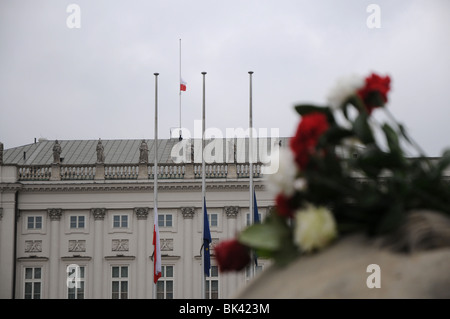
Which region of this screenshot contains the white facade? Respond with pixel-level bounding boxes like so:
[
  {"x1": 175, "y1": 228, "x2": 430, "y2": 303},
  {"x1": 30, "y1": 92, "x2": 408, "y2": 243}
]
[{"x1": 0, "y1": 138, "x2": 280, "y2": 299}]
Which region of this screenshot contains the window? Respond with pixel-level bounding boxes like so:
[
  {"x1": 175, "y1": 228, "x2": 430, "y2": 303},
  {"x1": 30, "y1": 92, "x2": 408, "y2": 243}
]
[
  {"x1": 158, "y1": 214, "x2": 173, "y2": 227},
  {"x1": 205, "y1": 265, "x2": 219, "y2": 299},
  {"x1": 24, "y1": 267, "x2": 42, "y2": 299},
  {"x1": 70, "y1": 216, "x2": 85, "y2": 229},
  {"x1": 111, "y1": 266, "x2": 128, "y2": 299},
  {"x1": 67, "y1": 265, "x2": 85, "y2": 299},
  {"x1": 113, "y1": 215, "x2": 128, "y2": 228},
  {"x1": 209, "y1": 213, "x2": 218, "y2": 227},
  {"x1": 27, "y1": 216, "x2": 42, "y2": 230},
  {"x1": 157, "y1": 265, "x2": 174, "y2": 299}
]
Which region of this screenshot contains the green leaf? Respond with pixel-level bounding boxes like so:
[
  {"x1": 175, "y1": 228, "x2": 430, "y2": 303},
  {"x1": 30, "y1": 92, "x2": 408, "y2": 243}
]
[
  {"x1": 365, "y1": 91, "x2": 385, "y2": 108},
  {"x1": 353, "y1": 113, "x2": 375, "y2": 144},
  {"x1": 238, "y1": 218, "x2": 287, "y2": 251},
  {"x1": 320, "y1": 125, "x2": 354, "y2": 146},
  {"x1": 382, "y1": 123, "x2": 403, "y2": 156},
  {"x1": 437, "y1": 149, "x2": 450, "y2": 174},
  {"x1": 294, "y1": 104, "x2": 328, "y2": 116},
  {"x1": 346, "y1": 95, "x2": 366, "y2": 113}
]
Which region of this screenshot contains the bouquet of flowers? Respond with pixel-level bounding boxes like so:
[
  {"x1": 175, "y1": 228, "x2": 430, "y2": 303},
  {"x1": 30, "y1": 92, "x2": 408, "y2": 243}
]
[{"x1": 215, "y1": 73, "x2": 450, "y2": 271}]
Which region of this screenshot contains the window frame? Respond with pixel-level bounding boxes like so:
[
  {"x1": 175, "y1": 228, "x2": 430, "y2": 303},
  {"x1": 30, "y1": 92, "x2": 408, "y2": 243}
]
[
  {"x1": 156, "y1": 265, "x2": 174, "y2": 299},
  {"x1": 205, "y1": 265, "x2": 219, "y2": 299},
  {"x1": 66, "y1": 264, "x2": 86, "y2": 299},
  {"x1": 23, "y1": 266, "x2": 43, "y2": 299},
  {"x1": 109, "y1": 212, "x2": 132, "y2": 234},
  {"x1": 23, "y1": 213, "x2": 46, "y2": 234},
  {"x1": 111, "y1": 265, "x2": 129, "y2": 299},
  {"x1": 158, "y1": 213, "x2": 173, "y2": 228}
]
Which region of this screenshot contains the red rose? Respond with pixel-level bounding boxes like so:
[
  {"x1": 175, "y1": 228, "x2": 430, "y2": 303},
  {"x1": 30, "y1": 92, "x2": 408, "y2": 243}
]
[
  {"x1": 275, "y1": 193, "x2": 296, "y2": 218},
  {"x1": 290, "y1": 112, "x2": 329, "y2": 170},
  {"x1": 357, "y1": 73, "x2": 391, "y2": 114},
  {"x1": 215, "y1": 239, "x2": 251, "y2": 272}
]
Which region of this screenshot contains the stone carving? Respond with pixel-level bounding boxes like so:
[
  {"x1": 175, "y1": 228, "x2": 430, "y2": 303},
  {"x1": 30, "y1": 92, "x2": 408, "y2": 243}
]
[
  {"x1": 225, "y1": 206, "x2": 239, "y2": 218},
  {"x1": 25, "y1": 240, "x2": 42, "y2": 253},
  {"x1": 181, "y1": 207, "x2": 195, "y2": 219},
  {"x1": 96, "y1": 139, "x2": 105, "y2": 164},
  {"x1": 236, "y1": 210, "x2": 450, "y2": 299},
  {"x1": 52, "y1": 140, "x2": 62, "y2": 164},
  {"x1": 112, "y1": 239, "x2": 129, "y2": 251},
  {"x1": 68, "y1": 240, "x2": 86, "y2": 252},
  {"x1": 139, "y1": 140, "x2": 149, "y2": 164},
  {"x1": 91, "y1": 208, "x2": 106, "y2": 220},
  {"x1": 48, "y1": 208, "x2": 62, "y2": 221},
  {"x1": 160, "y1": 238, "x2": 173, "y2": 251},
  {"x1": 134, "y1": 207, "x2": 149, "y2": 220}
]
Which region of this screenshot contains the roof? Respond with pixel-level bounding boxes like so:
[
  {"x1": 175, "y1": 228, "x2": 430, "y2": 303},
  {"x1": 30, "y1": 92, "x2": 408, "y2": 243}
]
[{"x1": 2, "y1": 138, "x2": 290, "y2": 165}]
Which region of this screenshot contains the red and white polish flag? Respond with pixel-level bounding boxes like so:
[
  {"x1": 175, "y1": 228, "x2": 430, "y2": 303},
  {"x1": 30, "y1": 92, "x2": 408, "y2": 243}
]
[{"x1": 180, "y1": 78, "x2": 187, "y2": 91}]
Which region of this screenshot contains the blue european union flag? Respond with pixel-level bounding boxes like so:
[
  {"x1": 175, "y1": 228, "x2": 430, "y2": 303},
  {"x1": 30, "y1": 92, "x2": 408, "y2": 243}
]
[
  {"x1": 253, "y1": 189, "x2": 260, "y2": 224},
  {"x1": 203, "y1": 197, "x2": 212, "y2": 276},
  {"x1": 253, "y1": 189, "x2": 260, "y2": 266}
]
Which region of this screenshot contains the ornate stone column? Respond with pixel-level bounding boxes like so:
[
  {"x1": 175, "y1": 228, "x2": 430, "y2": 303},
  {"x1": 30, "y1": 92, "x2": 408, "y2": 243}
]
[
  {"x1": 91, "y1": 208, "x2": 106, "y2": 298},
  {"x1": 48, "y1": 208, "x2": 62, "y2": 298},
  {"x1": 225, "y1": 206, "x2": 240, "y2": 297},
  {"x1": 181, "y1": 207, "x2": 195, "y2": 298},
  {"x1": 134, "y1": 207, "x2": 149, "y2": 298}
]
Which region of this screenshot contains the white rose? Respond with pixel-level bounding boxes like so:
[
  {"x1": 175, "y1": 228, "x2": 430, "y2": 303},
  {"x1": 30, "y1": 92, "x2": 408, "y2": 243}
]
[
  {"x1": 326, "y1": 74, "x2": 365, "y2": 109},
  {"x1": 294, "y1": 204, "x2": 337, "y2": 253},
  {"x1": 265, "y1": 147, "x2": 299, "y2": 197}
]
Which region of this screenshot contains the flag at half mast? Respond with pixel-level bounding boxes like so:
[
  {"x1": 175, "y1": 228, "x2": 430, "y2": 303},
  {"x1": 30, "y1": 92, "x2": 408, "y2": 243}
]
[
  {"x1": 180, "y1": 78, "x2": 187, "y2": 91},
  {"x1": 153, "y1": 206, "x2": 162, "y2": 283},
  {"x1": 203, "y1": 197, "x2": 212, "y2": 276}
]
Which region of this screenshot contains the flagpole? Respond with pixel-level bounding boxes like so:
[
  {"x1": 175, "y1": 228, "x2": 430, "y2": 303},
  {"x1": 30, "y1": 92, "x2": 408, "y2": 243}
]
[
  {"x1": 153, "y1": 72, "x2": 159, "y2": 299},
  {"x1": 248, "y1": 71, "x2": 255, "y2": 279},
  {"x1": 179, "y1": 38, "x2": 182, "y2": 141},
  {"x1": 201, "y1": 71, "x2": 207, "y2": 299}
]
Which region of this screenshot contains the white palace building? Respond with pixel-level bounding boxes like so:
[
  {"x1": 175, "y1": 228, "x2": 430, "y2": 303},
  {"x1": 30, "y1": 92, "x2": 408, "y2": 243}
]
[{"x1": 0, "y1": 137, "x2": 285, "y2": 299}]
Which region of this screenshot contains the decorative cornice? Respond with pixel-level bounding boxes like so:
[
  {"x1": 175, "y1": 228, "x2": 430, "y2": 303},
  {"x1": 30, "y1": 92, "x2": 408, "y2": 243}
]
[
  {"x1": 134, "y1": 207, "x2": 149, "y2": 220},
  {"x1": 17, "y1": 256, "x2": 49, "y2": 262},
  {"x1": 91, "y1": 208, "x2": 106, "y2": 220},
  {"x1": 181, "y1": 207, "x2": 195, "y2": 219},
  {"x1": 0, "y1": 183, "x2": 23, "y2": 192},
  {"x1": 104, "y1": 255, "x2": 136, "y2": 261},
  {"x1": 61, "y1": 256, "x2": 92, "y2": 261},
  {"x1": 48, "y1": 208, "x2": 62, "y2": 221},
  {"x1": 225, "y1": 206, "x2": 239, "y2": 218},
  {"x1": 15, "y1": 180, "x2": 266, "y2": 193}
]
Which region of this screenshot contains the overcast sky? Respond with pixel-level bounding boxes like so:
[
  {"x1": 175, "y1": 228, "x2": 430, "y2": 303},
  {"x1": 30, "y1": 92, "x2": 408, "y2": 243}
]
[{"x1": 1, "y1": 0, "x2": 449, "y2": 156}]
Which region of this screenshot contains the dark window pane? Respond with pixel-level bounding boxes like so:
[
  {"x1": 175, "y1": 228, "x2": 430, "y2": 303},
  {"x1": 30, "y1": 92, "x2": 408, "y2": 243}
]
[
  {"x1": 112, "y1": 267, "x2": 119, "y2": 278},
  {"x1": 34, "y1": 268, "x2": 41, "y2": 279},
  {"x1": 79, "y1": 216, "x2": 85, "y2": 228},
  {"x1": 166, "y1": 266, "x2": 173, "y2": 278},
  {"x1": 33, "y1": 282, "x2": 41, "y2": 299},
  {"x1": 121, "y1": 281, "x2": 128, "y2": 299},
  {"x1": 166, "y1": 215, "x2": 172, "y2": 227},
  {"x1": 25, "y1": 268, "x2": 33, "y2": 279},
  {"x1": 121, "y1": 215, "x2": 128, "y2": 228},
  {"x1": 24, "y1": 283, "x2": 32, "y2": 299},
  {"x1": 121, "y1": 266, "x2": 128, "y2": 278},
  {"x1": 112, "y1": 281, "x2": 119, "y2": 299},
  {"x1": 35, "y1": 216, "x2": 42, "y2": 229},
  {"x1": 113, "y1": 216, "x2": 120, "y2": 228}
]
